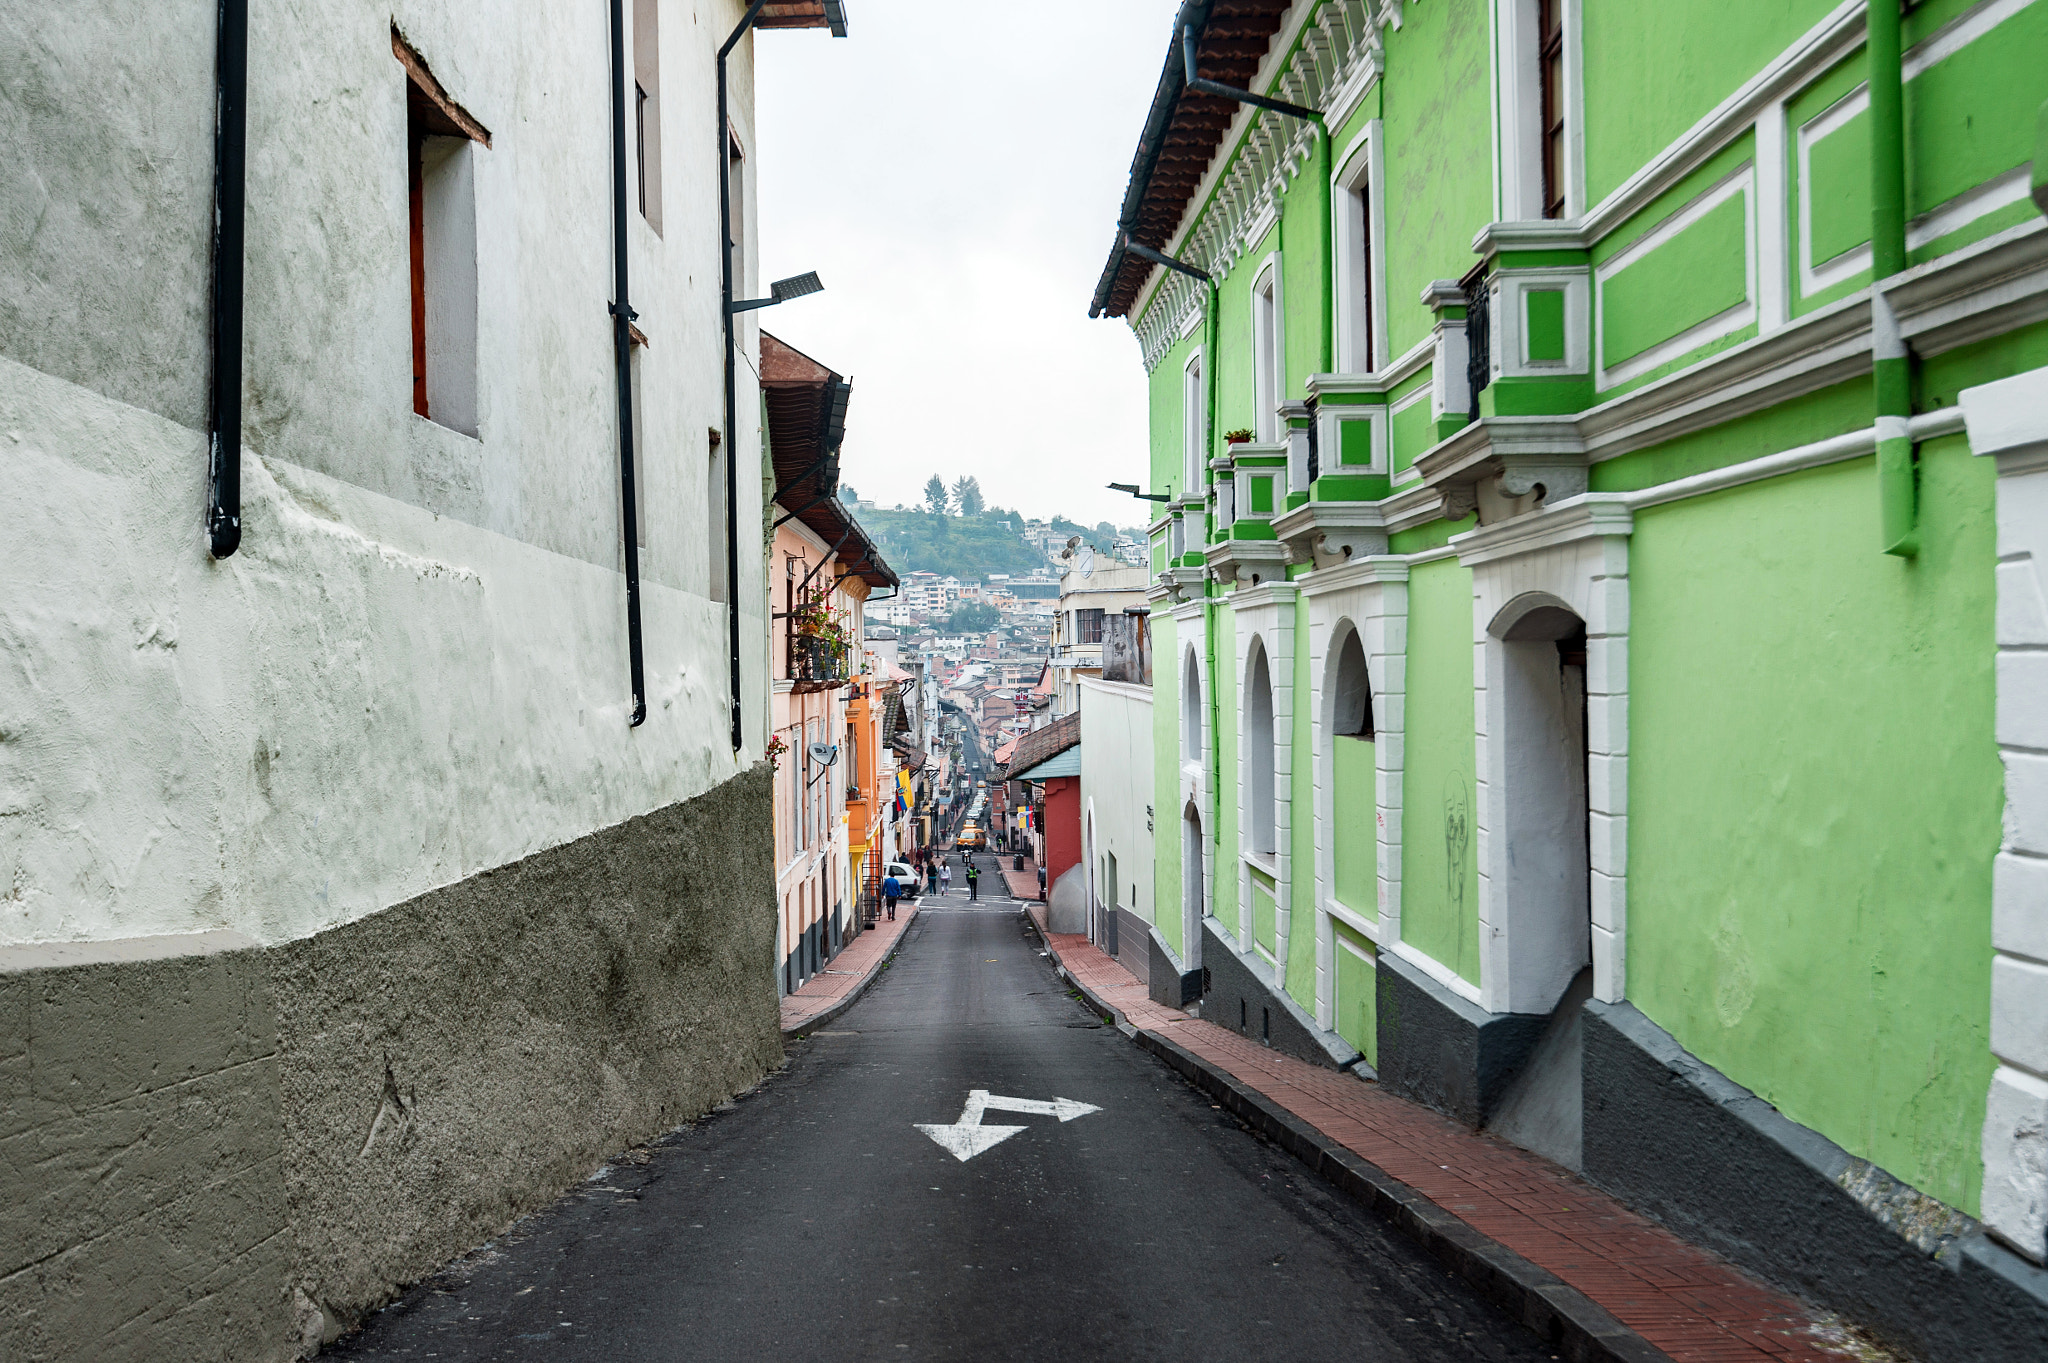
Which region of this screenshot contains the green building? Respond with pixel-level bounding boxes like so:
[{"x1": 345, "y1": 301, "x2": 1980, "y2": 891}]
[{"x1": 1092, "y1": 2, "x2": 2048, "y2": 1356}]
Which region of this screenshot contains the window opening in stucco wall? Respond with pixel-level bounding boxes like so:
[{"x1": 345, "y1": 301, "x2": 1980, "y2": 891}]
[
  {"x1": 397, "y1": 32, "x2": 488, "y2": 436},
  {"x1": 632, "y1": 0, "x2": 662, "y2": 232},
  {"x1": 1539, "y1": 0, "x2": 1566, "y2": 218}
]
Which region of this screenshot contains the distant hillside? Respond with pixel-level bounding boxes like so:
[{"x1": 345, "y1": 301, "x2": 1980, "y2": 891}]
[
  {"x1": 850, "y1": 507, "x2": 1143, "y2": 584},
  {"x1": 853, "y1": 509, "x2": 1045, "y2": 582}
]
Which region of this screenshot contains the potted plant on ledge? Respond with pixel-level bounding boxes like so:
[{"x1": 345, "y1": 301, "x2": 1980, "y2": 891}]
[{"x1": 791, "y1": 599, "x2": 851, "y2": 684}]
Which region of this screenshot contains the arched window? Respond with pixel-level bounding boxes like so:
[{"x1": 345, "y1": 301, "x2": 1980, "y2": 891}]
[
  {"x1": 1247, "y1": 645, "x2": 1276, "y2": 856},
  {"x1": 1331, "y1": 629, "x2": 1374, "y2": 738},
  {"x1": 1182, "y1": 650, "x2": 1204, "y2": 758}
]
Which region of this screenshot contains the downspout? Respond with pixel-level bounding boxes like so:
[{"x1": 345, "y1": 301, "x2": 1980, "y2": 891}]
[
  {"x1": 1869, "y1": 0, "x2": 1917, "y2": 557},
  {"x1": 1320, "y1": 126, "x2": 1334, "y2": 372},
  {"x1": 720, "y1": 0, "x2": 773, "y2": 751},
  {"x1": 608, "y1": 0, "x2": 648, "y2": 726},
  {"x1": 206, "y1": 0, "x2": 249, "y2": 559}
]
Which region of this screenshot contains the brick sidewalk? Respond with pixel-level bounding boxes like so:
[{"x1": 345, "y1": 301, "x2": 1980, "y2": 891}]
[
  {"x1": 1028, "y1": 906, "x2": 1864, "y2": 1363},
  {"x1": 999, "y1": 856, "x2": 1040, "y2": 900},
  {"x1": 778, "y1": 905, "x2": 917, "y2": 1036}
]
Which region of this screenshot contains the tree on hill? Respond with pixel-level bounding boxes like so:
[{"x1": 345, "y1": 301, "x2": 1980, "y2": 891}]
[
  {"x1": 947, "y1": 602, "x2": 999, "y2": 634},
  {"x1": 952, "y1": 476, "x2": 985, "y2": 517},
  {"x1": 923, "y1": 474, "x2": 948, "y2": 514}
]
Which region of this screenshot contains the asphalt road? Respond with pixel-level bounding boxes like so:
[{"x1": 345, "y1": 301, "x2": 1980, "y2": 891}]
[{"x1": 329, "y1": 885, "x2": 1555, "y2": 1361}]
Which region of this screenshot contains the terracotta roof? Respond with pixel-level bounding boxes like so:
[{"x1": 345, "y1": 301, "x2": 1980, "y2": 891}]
[
  {"x1": 1090, "y1": 0, "x2": 1292, "y2": 320},
  {"x1": 762, "y1": 332, "x2": 896, "y2": 589},
  {"x1": 1007, "y1": 711, "x2": 1080, "y2": 781}
]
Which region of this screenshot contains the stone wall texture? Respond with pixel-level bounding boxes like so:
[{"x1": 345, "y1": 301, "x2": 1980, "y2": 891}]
[{"x1": 0, "y1": 768, "x2": 779, "y2": 1362}]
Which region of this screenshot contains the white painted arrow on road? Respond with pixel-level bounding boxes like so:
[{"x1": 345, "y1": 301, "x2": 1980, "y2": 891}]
[{"x1": 915, "y1": 1090, "x2": 1102, "y2": 1162}]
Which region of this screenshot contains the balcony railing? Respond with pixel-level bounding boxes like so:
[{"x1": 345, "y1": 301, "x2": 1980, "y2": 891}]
[{"x1": 789, "y1": 633, "x2": 849, "y2": 690}]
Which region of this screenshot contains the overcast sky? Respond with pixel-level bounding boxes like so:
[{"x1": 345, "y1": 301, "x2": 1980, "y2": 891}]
[{"x1": 754, "y1": 0, "x2": 1182, "y2": 529}]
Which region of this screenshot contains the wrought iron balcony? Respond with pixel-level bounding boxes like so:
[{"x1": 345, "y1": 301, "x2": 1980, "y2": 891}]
[{"x1": 789, "y1": 633, "x2": 849, "y2": 691}]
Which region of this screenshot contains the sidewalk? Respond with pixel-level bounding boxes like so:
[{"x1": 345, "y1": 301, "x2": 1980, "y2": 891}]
[
  {"x1": 1028, "y1": 906, "x2": 1867, "y2": 1363},
  {"x1": 778, "y1": 905, "x2": 917, "y2": 1038},
  {"x1": 998, "y1": 855, "x2": 1040, "y2": 900}
]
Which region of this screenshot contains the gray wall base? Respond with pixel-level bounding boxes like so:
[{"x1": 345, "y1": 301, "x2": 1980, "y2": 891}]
[
  {"x1": 1196, "y1": 921, "x2": 1360, "y2": 1070},
  {"x1": 0, "y1": 766, "x2": 781, "y2": 1363},
  {"x1": 1583, "y1": 999, "x2": 2048, "y2": 1363},
  {"x1": 1375, "y1": 951, "x2": 1545, "y2": 1127},
  {"x1": 1147, "y1": 928, "x2": 1202, "y2": 1009},
  {"x1": 1113, "y1": 908, "x2": 1152, "y2": 987}
]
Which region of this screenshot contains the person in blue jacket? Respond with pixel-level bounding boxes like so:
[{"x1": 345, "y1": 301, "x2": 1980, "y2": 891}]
[{"x1": 882, "y1": 871, "x2": 901, "y2": 922}]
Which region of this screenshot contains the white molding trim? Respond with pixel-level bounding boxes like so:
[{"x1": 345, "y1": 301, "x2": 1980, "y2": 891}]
[
  {"x1": 1492, "y1": 267, "x2": 1592, "y2": 377},
  {"x1": 1755, "y1": 99, "x2": 1790, "y2": 332},
  {"x1": 1467, "y1": 519, "x2": 1632, "y2": 1012},
  {"x1": 1130, "y1": 0, "x2": 1392, "y2": 372},
  {"x1": 1594, "y1": 161, "x2": 1757, "y2": 389},
  {"x1": 1493, "y1": 0, "x2": 1585, "y2": 220},
  {"x1": 1389, "y1": 938, "x2": 1484, "y2": 1006},
  {"x1": 1253, "y1": 251, "x2": 1287, "y2": 442},
  {"x1": 1962, "y1": 361, "x2": 2048, "y2": 1264},
  {"x1": 1331, "y1": 119, "x2": 1390, "y2": 374},
  {"x1": 1316, "y1": 403, "x2": 1389, "y2": 478}
]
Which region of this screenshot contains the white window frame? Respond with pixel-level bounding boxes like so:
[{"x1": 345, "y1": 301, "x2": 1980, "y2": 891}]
[
  {"x1": 1251, "y1": 254, "x2": 1284, "y2": 442},
  {"x1": 1182, "y1": 349, "x2": 1206, "y2": 499},
  {"x1": 1493, "y1": 0, "x2": 1584, "y2": 222},
  {"x1": 1331, "y1": 123, "x2": 1388, "y2": 375}
]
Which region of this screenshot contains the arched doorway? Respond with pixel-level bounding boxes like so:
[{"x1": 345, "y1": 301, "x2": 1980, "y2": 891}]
[
  {"x1": 1483, "y1": 594, "x2": 1594, "y2": 1172},
  {"x1": 1492, "y1": 598, "x2": 1591, "y2": 1012},
  {"x1": 1246, "y1": 644, "x2": 1276, "y2": 858}
]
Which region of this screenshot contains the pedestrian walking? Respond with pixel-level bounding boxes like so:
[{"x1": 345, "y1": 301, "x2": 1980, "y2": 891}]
[
  {"x1": 927, "y1": 861, "x2": 940, "y2": 893},
  {"x1": 882, "y1": 871, "x2": 901, "y2": 922},
  {"x1": 1037, "y1": 863, "x2": 1047, "y2": 902},
  {"x1": 966, "y1": 860, "x2": 980, "y2": 901},
  {"x1": 940, "y1": 862, "x2": 952, "y2": 893}
]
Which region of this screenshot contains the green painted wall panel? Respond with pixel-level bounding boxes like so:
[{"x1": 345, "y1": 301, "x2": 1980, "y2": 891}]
[
  {"x1": 1601, "y1": 193, "x2": 1749, "y2": 368},
  {"x1": 1591, "y1": 378, "x2": 1870, "y2": 493},
  {"x1": 1391, "y1": 396, "x2": 1433, "y2": 475},
  {"x1": 1333, "y1": 735, "x2": 1375, "y2": 915},
  {"x1": 1806, "y1": 100, "x2": 1871, "y2": 269},
  {"x1": 1909, "y1": 2, "x2": 2048, "y2": 215},
  {"x1": 1398, "y1": 558, "x2": 1480, "y2": 985},
  {"x1": 1627, "y1": 442, "x2": 1999, "y2": 1214},
  {"x1": 1581, "y1": 0, "x2": 1836, "y2": 206},
  {"x1": 1254, "y1": 883, "x2": 1277, "y2": 957},
  {"x1": 1387, "y1": 513, "x2": 1475, "y2": 556},
  {"x1": 1526, "y1": 288, "x2": 1568, "y2": 363},
  {"x1": 1338, "y1": 414, "x2": 1378, "y2": 467},
  {"x1": 1381, "y1": 1, "x2": 1494, "y2": 358},
  {"x1": 1334, "y1": 933, "x2": 1378, "y2": 1066},
  {"x1": 1279, "y1": 158, "x2": 1332, "y2": 387}
]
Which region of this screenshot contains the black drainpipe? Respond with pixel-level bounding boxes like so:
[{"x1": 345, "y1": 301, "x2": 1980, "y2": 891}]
[
  {"x1": 719, "y1": 0, "x2": 772, "y2": 753},
  {"x1": 609, "y1": 0, "x2": 647, "y2": 726},
  {"x1": 207, "y1": 0, "x2": 249, "y2": 559}
]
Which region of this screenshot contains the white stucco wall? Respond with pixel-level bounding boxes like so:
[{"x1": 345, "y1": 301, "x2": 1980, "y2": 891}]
[
  {"x1": 1079, "y1": 677, "x2": 1154, "y2": 925},
  {"x1": 0, "y1": 0, "x2": 774, "y2": 948},
  {"x1": 1, "y1": 356, "x2": 765, "y2": 947}
]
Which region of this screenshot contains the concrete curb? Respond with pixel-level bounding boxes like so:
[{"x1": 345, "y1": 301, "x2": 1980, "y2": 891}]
[
  {"x1": 781, "y1": 910, "x2": 917, "y2": 1041},
  {"x1": 1024, "y1": 912, "x2": 1673, "y2": 1363}
]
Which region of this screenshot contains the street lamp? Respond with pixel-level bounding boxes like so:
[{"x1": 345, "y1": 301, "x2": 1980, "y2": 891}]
[{"x1": 729, "y1": 270, "x2": 826, "y2": 315}]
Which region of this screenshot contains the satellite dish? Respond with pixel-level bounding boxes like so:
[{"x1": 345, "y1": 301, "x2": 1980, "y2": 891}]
[
  {"x1": 1078, "y1": 545, "x2": 1095, "y2": 578},
  {"x1": 808, "y1": 742, "x2": 839, "y2": 767}
]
